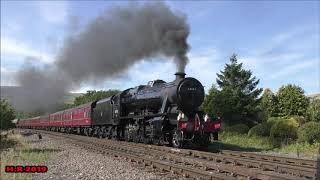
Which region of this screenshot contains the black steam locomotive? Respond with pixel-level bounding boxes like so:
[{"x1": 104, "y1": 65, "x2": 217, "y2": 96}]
[
  {"x1": 17, "y1": 72, "x2": 221, "y2": 148},
  {"x1": 91, "y1": 72, "x2": 220, "y2": 147}
]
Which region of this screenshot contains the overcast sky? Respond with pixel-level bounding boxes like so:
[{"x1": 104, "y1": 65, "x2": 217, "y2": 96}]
[{"x1": 1, "y1": 1, "x2": 319, "y2": 94}]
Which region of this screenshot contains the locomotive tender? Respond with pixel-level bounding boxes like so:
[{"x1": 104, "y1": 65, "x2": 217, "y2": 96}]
[{"x1": 17, "y1": 73, "x2": 221, "y2": 148}]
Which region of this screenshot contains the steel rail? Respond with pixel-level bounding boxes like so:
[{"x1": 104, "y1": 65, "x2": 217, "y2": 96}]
[
  {"x1": 96, "y1": 138, "x2": 316, "y2": 179},
  {"x1": 109, "y1": 139, "x2": 316, "y2": 179},
  {"x1": 32, "y1": 130, "x2": 315, "y2": 179},
  {"x1": 38, "y1": 130, "x2": 234, "y2": 180},
  {"x1": 104, "y1": 142, "x2": 305, "y2": 180},
  {"x1": 221, "y1": 150, "x2": 316, "y2": 168}
]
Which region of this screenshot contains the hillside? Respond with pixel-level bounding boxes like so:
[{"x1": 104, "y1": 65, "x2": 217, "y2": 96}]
[
  {"x1": 0, "y1": 86, "x2": 83, "y2": 105},
  {"x1": 307, "y1": 93, "x2": 320, "y2": 100}
]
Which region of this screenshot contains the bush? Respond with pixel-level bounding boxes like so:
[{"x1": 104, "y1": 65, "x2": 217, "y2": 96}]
[
  {"x1": 287, "y1": 116, "x2": 306, "y2": 126},
  {"x1": 298, "y1": 122, "x2": 320, "y2": 144},
  {"x1": 224, "y1": 124, "x2": 250, "y2": 134},
  {"x1": 267, "y1": 117, "x2": 283, "y2": 125},
  {"x1": 248, "y1": 123, "x2": 271, "y2": 137},
  {"x1": 270, "y1": 118, "x2": 299, "y2": 147}
]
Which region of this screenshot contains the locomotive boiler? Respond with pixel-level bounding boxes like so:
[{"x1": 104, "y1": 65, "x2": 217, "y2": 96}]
[{"x1": 122, "y1": 72, "x2": 204, "y2": 116}]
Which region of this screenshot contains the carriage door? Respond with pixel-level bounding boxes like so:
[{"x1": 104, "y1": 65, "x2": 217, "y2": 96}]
[{"x1": 112, "y1": 95, "x2": 120, "y2": 125}]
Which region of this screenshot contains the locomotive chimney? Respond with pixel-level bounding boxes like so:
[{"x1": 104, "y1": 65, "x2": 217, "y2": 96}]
[{"x1": 175, "y1": 72, "x2": 186, "y2": 80}]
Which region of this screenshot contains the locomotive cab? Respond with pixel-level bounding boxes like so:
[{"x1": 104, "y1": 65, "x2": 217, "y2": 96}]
[{"x1": 147, "y1": 80, "x2": 166, "y2": 87}]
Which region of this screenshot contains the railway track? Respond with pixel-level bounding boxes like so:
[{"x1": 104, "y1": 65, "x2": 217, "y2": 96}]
[
  {"x1": 220, "y1": 150, "x2": 316, "y2": 167},
  {"x1": 30, "y1": 130, "x2": 318, "y2": 180},
  {"x1": 108, "y1": 138, "x2": 317, "y2": 179}
]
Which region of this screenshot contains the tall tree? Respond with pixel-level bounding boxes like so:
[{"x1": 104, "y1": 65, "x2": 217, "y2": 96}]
[
  {"x1": 202, "y1": 85, "x2": 220, "y2": 118},
  {"x1": 260, "y1": 88, "x2": 278, "y2": 118},
  {"x1": 204, "y1": 54, "x2": 262, "y2": 125},
  {"x1": 277, "y1": 84, "x2": 309, "y2": 117},
  {"x1": 73, "y1": 89, "x2": 120, "y2": 106},
  {"x1": 0, "y1": 99, "x2": 16, "y2": 130},
  {"x1": 307, "y1": 99, "x2": 320, "y2": 122}
]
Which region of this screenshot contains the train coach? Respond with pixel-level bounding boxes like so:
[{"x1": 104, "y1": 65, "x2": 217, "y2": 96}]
[{"x1": 16, "y1": 72, "x2": 221, "y2": 148}]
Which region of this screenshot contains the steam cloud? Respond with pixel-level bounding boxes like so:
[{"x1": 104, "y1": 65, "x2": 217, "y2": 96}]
[{"x1": 14, "y1": 2, "x2": 190, "y2": 112}]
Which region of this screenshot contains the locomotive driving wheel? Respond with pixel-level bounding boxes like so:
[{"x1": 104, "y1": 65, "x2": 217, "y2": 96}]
[
  {"x1": 171, "y1": 129, "x2": 184, "y2": 148},
  {"x1": 97, "y1": 128, "x2": 104, "y2": 139},
  {"x1": 124, "y1": 125, "x2": 132, "y2": 142},
  {"x1": 111, "y1": 128, "x2": 117, "y2": 140}
]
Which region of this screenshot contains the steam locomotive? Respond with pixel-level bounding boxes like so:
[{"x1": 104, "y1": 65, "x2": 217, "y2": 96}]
[{"x1": 16, "y1": 72, "x2": 221, "y2": 148}]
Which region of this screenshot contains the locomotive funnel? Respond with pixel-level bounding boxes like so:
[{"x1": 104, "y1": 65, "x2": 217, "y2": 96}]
[{"x1": 175, "y1": 72, "x2": 186, "y2": 80}]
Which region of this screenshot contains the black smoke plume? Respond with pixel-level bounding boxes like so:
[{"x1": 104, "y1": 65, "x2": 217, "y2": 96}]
[{"x1": 14, "y1": 2, "x2": 190, "y2": 112}]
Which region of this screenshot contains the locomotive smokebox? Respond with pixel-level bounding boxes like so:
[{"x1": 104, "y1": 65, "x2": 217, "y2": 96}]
[{"x1": 175, "y1": 72, "x2": 186, "y2": 80}]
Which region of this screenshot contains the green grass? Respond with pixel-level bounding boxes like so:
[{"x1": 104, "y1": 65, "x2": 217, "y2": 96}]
[
  {"x1": 0, "y1": 135, "x2": 18, "y2": 150},
  {"x1": 209, "y1": 132, "x2": 273, "y2": 152},
  {"x1": 273, "y1": 142, "x2": 320, "y2": 158},
  {"x1": 18, "y1": 148, "x2": 54, "y2": 162},
  {"x1": 221, "y1": 132, "x2": 273, "y2": 150},
  {"x1": 1, "y1": 132, "x2": 56, "y2": 180},
  {"x1": 209, "y1": 131, "x2": 320, "y2": 158}
]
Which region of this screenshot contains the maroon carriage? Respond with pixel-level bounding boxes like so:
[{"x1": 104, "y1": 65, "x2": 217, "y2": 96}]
[
  {"x1": 49, "y1": 111, "x2": 63, "y2": 127},
  {"x1": 39, "y1": 115, "x2": 49, "y2": 127},
  {"x1": 69, "y1": 103, "x2": 92, "y2": 127}
]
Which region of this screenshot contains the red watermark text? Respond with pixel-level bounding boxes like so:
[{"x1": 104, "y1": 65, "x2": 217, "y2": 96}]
[{"x1": 5, "y1": 165, "x2": 47, "y2": 173}]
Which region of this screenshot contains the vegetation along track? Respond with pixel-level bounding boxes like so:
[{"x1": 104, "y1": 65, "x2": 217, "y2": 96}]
[{"x1": 32, "y1": 130, "x2": 317, "y2": 180}]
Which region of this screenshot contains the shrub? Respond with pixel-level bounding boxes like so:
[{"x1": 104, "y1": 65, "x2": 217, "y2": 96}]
[
  {"x1": 287, "y1": 116, "x2": 306, "y2": 126},
  {"x1": 224, "y1": 124, "x2": 250, "y2": 134},
  {"x1": 248, "y1": 123, "x2": 271, "y2": 137},
  {"x1": 298, "y1": 122, "x2": 320, "y2": 144},
  {"x1": 267, "y1": 117, "x2": 283, "y2": 125},
  {"x1": 270, "y1": 118, "x2": 299, "y2": 147}
]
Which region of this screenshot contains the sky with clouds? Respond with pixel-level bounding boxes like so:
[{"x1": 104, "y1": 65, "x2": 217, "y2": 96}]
[{"x1": 1, "y1": 1, "x2": 319, "y2": 95}]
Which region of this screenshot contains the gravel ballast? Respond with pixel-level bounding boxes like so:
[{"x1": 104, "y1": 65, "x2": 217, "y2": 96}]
[{"x1": 18, "y1": 130, "x2": 181, "y2": 180}]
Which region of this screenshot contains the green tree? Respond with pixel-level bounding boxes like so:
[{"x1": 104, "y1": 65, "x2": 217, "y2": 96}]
[
  {"x1": 0, "y1": 99, "x2": 16, "y2": 130},
  {"x1": 204, "y1": 54, "x2": 262, "y2": 125},
  {"x1": 74, "y1": 89, "x2": 120, "y2": 106},
  {"x1": 277, "y1": 84, "x2": 309, "y2": 117},
  {"x1": 260, "y1": 88, "x2": 278, "y2": 119},
  {"x1": 202, "y1": 85, "x2": 219, "y2": 117},
  {"x1": 55, "y1": 103, "x2": 76, "y2": 111},
  {"x1": 15, "y1": 111, "x2": 40, "y2": 119},
  {"x1": 306, "y1": 99, "x2": 320, "y2": 122}
]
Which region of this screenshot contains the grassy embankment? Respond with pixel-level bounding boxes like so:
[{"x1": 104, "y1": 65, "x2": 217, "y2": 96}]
[
  {"x1": 209, "y1": 132, "x2": 320, "y2": 158},
  {"x1": 0, "y1": 130, "x2": 56, "y2": 180}
]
